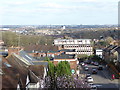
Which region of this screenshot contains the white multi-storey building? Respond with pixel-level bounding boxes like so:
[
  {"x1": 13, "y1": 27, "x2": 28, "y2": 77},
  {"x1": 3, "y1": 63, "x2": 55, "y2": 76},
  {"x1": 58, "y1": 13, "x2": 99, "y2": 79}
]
[
  {"x1": 54, "y1": 39, "x2": 93, "y2": 56},
  {"x1": 96, "y1": 49, "x2": 103, "y2": 58}
]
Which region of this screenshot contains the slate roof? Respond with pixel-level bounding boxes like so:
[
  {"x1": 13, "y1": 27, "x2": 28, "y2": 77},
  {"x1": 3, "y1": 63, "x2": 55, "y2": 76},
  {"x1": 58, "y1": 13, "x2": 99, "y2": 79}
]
[
  {"x1": 103, "y1": 45, "x2": 118, "y2": 52},
  {"x1": 19, "y1": 50, "x2": 48, "y2": 66},
  {"x1": 54, "y1": 54, "x2": 76, "y2": 59},
  {"x1": 2, "y1": 56, "x2": 28, "y2": 89},
  {"x1": 33, "y1": 57, "x2": 46, "y2": 61},
  {"x1": 59, "y1": 49, "x2": 76, "y2": 52},
  {"x1": 29, "y1": 65, "x2": 45, "y2": 80},
  {"x1": 7, "y1": 53, "x2": 33, "y2": 66},
  {"x1": 116, "y1": 47, "x2": 120, "y2": 53},
  {"x1": 2, "y1": 54, "x2": 47, "y2": 89},
  {"x1": 19, "y1": 50, "x2": 37, "y2": 62},
  {"x1": 24, "y1": 45, "x2": 59, "y2": 53},
  {"x1": 32, "y1": 61, "x2": 48, "y2": 67}
]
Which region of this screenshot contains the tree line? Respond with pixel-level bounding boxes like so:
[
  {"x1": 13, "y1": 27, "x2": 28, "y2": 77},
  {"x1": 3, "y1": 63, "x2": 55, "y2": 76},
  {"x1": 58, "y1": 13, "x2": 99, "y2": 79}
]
[{"x1": 2, "y1": 31, "x2": 54, "y2": 47}]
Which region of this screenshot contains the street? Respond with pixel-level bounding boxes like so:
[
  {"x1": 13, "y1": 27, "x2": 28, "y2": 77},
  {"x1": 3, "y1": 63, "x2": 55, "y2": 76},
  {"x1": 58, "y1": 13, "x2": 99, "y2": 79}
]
[{"x1": 80, "y1": 64, "x2": 120, "y2": 90}]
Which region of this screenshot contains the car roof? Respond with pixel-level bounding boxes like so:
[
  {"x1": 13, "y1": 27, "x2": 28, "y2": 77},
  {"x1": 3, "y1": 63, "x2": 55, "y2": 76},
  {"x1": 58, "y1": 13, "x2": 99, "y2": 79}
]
[{"x1": 87, "y1": 77, "x2": 92, "y2": 78}]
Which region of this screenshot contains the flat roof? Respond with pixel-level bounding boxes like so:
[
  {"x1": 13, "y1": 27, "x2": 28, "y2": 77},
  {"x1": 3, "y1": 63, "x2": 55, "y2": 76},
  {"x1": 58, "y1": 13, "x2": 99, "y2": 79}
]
[{"x1": 54, "y1": 54, "x2": 75, "y2": 59}]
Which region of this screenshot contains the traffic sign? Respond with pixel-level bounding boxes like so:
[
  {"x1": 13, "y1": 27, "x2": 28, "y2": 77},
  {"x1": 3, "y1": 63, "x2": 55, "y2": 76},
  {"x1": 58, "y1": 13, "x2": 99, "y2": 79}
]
[{"x1": 71, "y1": 69, "x2": 75, "y2": 74}]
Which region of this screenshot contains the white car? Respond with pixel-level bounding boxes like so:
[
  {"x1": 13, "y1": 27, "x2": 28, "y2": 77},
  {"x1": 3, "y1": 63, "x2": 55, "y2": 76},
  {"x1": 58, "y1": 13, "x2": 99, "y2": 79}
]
[
  {"x1": 85, "y1": 67, "x2": 89, "y2": 71},
  {"x1": 81, "y1": 62, "x2": 85, "y2": 66},
  {"x1": 88, "y1": 83, "x2": 94, "y2": 86},
  {"x1": 87, "y1": 77, "x2": 93, "y2": 83}
]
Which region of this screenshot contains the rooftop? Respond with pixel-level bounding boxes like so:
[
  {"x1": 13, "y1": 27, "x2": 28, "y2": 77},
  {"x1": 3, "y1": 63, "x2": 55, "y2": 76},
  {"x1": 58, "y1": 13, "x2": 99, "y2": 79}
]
[
  {"x1": 54, "y1": 54, "x2": 76, "y2": 59},
  {"x1": 24, "y1": 45, "x2": 59, "y2": 53},
  {"x1": 59, "y1": 49, "x2": 76, "y2": 52}
]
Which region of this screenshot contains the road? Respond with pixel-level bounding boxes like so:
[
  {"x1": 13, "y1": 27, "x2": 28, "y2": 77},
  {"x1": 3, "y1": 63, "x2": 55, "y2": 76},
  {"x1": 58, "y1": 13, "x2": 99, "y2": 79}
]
[{"x1": 80, "y1": 64, "x2": 120, "y2": 90}]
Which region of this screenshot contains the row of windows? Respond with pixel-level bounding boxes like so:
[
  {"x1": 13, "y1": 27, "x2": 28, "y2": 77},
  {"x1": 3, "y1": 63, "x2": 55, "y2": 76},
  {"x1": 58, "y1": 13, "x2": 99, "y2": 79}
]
[
  {"x1": 64, "y1": 45, "x2": 92, "y2": 48},
  {"x1": 57, "y1": 40, "x2": 89, "y2": 43},
  {"x1": 76, "y1": 51, "x2": 92, "y2": 52}
]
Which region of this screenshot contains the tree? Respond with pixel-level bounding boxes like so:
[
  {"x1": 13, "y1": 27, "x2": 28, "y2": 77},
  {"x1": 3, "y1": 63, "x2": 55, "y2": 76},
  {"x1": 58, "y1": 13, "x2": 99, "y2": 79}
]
[
  {"x1": 48, "y1": 62, "x2": 55, "y2": 77},
  {"x1": 45, "y1": 57, "x2": 50, "y2": 61},
  {"x1": 56, "y1": 61, "x2": 71, "y2": 76},
  {"x1": 106, "y1": 36, "x2": 114, "y2": 44},
  {"x1": 88, "y1": 55, "x2": 102, "y2": 62},
  {"x1": 77, "y1": 54, "x2": 88, "y2": 62},
  {"x1": 2, "y1": 31, "x2": 19, "y2": 47},
  {"x1": 2, "y1": 31, "x2": 54, "y2": 47}
]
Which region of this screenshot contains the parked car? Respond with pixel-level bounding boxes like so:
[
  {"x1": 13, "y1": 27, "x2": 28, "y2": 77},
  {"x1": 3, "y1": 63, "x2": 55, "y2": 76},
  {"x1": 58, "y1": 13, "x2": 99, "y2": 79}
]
[
  {"x1": 92, "y1": 69, "x2": 97, "y2": 74},
  {"x1": 85, "y1": 60, "x2": 91, "y2": 64},
  {"x1": 87, "y1": 60, "x2": 91, "y2": 64},
  {"x1": 98, "y1": 65, "x2": 103, "y2": 70},
  {"x1": 87, "y1": 77, "x2": 93, "y2": 83},
  {"x1": 91, "y1": 85, "x2": 97, "y2": 90},
  {"x1": 81, "y1": 62, "x2": 85, "y2": 66},
  {"x1": 91, "y1": 61, "x2": 95, "y2": 65},
  {"x1": 84, "y1": 63, "x2": 88, "y2": 67},
  {"x1": 88, "y1": 83, "x2": 94, "y2": 86},
  {"x1": 94, "y1": 62, "x2": 99, "y2": 66},
  {"x1": 84, "y1": 67, "x2": 89, "y2": 71},
  {"x1": 85, "y1": 74, "x2": 91, "y2": 79}
]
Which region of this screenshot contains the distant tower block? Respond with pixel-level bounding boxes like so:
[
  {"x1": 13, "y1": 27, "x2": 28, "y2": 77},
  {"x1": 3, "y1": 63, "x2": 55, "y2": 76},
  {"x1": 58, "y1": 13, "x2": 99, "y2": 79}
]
[{"x1": 61, "y1": 26, "x2": 65, "y2": 30}]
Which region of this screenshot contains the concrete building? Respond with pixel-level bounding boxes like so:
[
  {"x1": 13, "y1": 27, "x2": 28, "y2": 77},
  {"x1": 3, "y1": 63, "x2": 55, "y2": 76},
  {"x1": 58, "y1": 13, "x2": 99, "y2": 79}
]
[
  {"x1": 54, "y1": 39, "x2": 93, "y2": 56},
  {"x1": 95, "y1": 49, "x2": 103, "y2": 58}
]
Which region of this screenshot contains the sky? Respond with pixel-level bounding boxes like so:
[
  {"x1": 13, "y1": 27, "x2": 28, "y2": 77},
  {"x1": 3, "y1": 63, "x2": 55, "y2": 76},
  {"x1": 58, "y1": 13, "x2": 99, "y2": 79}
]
[{"x1": 0, "y1": 0, "x2": 119, "y2": 25}]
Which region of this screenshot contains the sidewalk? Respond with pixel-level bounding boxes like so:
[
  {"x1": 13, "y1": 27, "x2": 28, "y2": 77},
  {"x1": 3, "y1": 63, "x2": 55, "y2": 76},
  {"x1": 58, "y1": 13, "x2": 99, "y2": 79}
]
[{"x1": 104, "y1": 66, "x2": 120, "y2": 84}]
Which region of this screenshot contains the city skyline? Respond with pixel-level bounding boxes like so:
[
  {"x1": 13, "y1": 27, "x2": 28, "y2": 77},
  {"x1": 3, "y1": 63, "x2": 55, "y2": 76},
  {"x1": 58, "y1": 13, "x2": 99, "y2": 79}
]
[{"x1": 0, "y1": 0, "x2": 119, "y2": 25}]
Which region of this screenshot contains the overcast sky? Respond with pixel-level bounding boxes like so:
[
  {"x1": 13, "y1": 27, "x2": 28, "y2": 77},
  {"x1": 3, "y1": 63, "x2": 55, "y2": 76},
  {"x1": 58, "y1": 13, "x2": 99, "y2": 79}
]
[{"x1": 0, "y1": 0, "x2": 119, "y2": 25}]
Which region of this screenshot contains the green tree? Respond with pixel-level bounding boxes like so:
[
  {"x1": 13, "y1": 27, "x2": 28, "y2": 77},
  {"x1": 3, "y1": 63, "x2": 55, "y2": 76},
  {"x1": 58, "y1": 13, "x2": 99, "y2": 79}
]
[
  {"x1": 77, "y1": 54, "x2": 88, "y2": 59},
  {"x1": 89, "y1": 55, "x2": 102, "y2": 62},
  {"x1": 56, "y1": 61, "x2": 71, "y2": 76},
  {"x1": 2, "y1": 31, "x2": 54, "y2": 47},
  {"x1": 45, "y1": 57, "x2": 50, "y2": 61},
  {"x1": 106, "y1": 36, "x2": 114, "y2": 44},
  {"x1": 2, "y1": 31, "x2": 19, "y2": 47},
  {"x1": 48, "y1": 61, "x2": 55, "y2": 77}
]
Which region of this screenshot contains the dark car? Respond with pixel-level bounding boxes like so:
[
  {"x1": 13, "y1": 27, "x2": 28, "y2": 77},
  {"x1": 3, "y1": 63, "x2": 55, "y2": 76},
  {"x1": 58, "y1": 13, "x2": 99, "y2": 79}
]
[
  {"x1": 94, "y1": 62, "x2": 99, "y2": 66},
  {"x1": 91, "y1": 61, "x2": 95, "y2": 65},
  {"x1": 86, "y1": 60, "x2": 91, "y2": 64},
  {"x1": 92, "y1": 69, "x2": 97, "y2": 74},
  {"x1": 98, "y1": 65, "x2": 103, "y2": 70}
]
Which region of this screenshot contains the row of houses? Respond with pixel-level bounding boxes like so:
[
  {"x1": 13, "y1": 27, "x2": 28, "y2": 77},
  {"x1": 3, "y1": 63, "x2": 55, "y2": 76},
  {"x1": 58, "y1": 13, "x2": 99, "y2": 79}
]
[
  {"x1": 1, "y1": 50, "x2": 48, "y2": 89},
  {"x1": 103, "y1": 45, "x2": 120, "y2": 65},
  {"x1": 8, "y1": 46, "x2": 78, "y2": 70},
  {"x1": 1, "y1": 38, "x2": 120, "y2": 89},
  {"x1": 6, "y1": 39, "x2": 104, "y2": 72}
]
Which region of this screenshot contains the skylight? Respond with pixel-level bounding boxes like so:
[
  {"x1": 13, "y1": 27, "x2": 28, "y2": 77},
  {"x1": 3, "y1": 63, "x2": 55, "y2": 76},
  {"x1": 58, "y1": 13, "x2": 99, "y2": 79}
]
[{"x1": 4, "y1": 62, "x2": 12, "y2": 67}]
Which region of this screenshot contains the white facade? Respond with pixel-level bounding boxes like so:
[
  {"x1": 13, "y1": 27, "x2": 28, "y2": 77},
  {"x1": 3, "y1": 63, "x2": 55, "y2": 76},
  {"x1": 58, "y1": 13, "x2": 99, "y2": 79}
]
[
  {"x1": 54, "y1": 39, "x2": 91, "y2": 45},
  {"x1": 27, "y1": 82, "x2": 40, "y2": 89},
  {"x1": 96, "y1": 49, "x2": 103, "y2": 58},
  {"x1": 54, "y1": 39, "x2": 93, "y2": 56}
]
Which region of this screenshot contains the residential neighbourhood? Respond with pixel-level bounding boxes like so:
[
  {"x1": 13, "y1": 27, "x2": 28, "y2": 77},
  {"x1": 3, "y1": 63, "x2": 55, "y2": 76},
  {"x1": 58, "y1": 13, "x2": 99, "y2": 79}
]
[
  {"x1": 0, "y1": 0, "x2": 120, "y2": 89},
  {"x1": 0, "y1": 35, "x2": 120, "y2": 89}
]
